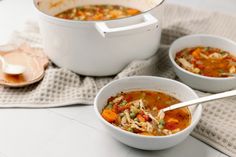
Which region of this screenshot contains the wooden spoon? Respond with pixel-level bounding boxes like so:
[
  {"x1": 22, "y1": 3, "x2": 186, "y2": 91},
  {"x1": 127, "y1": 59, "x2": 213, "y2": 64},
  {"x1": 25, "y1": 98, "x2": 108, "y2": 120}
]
[
  {"x1": 0, "y1": 55, "x2": 26, "y2": 75},
  {"x1": 0, "y1": 44, "x2": 49, "y2": 87}
]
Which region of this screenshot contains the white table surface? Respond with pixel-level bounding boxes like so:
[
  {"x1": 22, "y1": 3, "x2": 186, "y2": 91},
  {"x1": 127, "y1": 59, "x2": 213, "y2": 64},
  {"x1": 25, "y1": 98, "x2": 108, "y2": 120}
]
[{"x1": 0, "y1": 0, "x2": 235, "y2": 157}]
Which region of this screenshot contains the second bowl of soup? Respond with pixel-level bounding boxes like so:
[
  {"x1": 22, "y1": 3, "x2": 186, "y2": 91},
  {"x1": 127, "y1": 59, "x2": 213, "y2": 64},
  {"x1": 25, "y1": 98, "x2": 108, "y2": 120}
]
[
  {"x1": 169, "y1": 34, "x2": 236, "y2": 93},
  {"x1": 94, "y1": 76, "x2": 202, "y2": 150}
]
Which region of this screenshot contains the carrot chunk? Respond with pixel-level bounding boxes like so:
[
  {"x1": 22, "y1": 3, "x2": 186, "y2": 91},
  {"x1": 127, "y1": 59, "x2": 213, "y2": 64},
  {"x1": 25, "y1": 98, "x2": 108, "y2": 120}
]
[
  {"x1": 126, "y1": 9, "x2": 139, "y2": 15},
  {"x1": 102, "y1": 109, "x2": 118, "y2": 123},
  {"x1": 137, "y1": 114, "x2": 145, "y2": 122},
  {"x1": 192, "y1": 48, "x2": 201, "y2": 59}
]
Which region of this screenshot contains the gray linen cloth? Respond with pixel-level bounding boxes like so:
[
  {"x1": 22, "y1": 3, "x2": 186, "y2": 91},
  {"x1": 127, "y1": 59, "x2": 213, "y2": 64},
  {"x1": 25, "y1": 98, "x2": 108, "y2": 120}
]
[{"x1": 0, "y1": 4, "x2": 236, "y2": 157}]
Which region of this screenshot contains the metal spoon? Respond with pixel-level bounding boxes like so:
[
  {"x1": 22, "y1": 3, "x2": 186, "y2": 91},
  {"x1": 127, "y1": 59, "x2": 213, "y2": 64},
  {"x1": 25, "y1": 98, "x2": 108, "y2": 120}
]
[
  {"x1": 158, "y1": 90, "x2": 236, "y2": 119},
  {"x1": 0, "y1": 56, "x2": 25, "y2": 75}
]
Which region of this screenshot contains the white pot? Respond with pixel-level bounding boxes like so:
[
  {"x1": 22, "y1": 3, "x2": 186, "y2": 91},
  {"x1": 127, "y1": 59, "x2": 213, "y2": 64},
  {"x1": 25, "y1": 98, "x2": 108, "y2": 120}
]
[{"x1": 34, "y1": 0, "x2": 164, "y2": 76}]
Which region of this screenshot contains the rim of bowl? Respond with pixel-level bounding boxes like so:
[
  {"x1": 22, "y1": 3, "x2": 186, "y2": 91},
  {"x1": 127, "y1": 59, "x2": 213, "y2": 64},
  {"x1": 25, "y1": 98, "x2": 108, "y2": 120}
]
[
  {"x1": 94, "y1": 76, "x2": 202, "y2": 139},
  {"x1": 169, "y1": 34, "x2": 236, "y2": 81},
  {"x1": 33, "y1": 0, "x2": 165, "y2": 24}
]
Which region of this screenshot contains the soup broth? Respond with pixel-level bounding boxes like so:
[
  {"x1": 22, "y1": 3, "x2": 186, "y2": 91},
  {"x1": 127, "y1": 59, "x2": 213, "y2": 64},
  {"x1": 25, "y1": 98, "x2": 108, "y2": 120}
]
[
  {"x1": 175, "y1": 46, "x2": 236, "y2": 77},
  {"x1": 101, "y1": 90, "x2": 191, "y2": 136},
  {"x1": 55, "y1": 5, "x2": 141, "y2": 21}
]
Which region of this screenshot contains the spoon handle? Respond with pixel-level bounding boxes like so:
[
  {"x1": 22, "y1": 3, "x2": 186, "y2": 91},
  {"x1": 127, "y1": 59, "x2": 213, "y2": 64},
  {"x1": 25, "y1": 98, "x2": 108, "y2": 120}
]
[
  {"x1": 0, "y1": 56, "x2": 5, "y2": 65},
  {"x1": 162, "y1": 90, "x2": 236, "y2": 112}
]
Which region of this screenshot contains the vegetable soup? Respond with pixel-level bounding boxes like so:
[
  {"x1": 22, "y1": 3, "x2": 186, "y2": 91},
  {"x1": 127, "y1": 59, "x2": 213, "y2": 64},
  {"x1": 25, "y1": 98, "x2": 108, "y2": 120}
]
[
  {"x1": 101, "y1": 90, "x2": 191, "y2": 136},
  {"x1": 175, "y1": 46, "x2": 236, "y2": 77},
  {"x1": 55, "y1": 5, "x2": 141, "y2": 21}
]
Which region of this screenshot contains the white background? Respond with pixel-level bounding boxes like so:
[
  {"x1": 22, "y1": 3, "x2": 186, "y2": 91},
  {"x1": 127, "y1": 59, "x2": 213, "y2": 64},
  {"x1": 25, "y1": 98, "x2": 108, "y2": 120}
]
[{"x1": 0, "y1": 0, "x2": 235, "y2": 157}]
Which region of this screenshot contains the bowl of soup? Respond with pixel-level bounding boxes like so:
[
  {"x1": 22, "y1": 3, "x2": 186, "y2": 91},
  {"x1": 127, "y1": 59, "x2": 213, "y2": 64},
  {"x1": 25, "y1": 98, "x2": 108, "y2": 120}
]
[
  {"x1": 94, "y1": 76, "x2": 202, "y2": 150},
  {"x1": 169, "y1": 34, "x2": 236, "y2": 93},
  {"x1": 34, "y1": 0, "x2": 164, "y2": 76}
]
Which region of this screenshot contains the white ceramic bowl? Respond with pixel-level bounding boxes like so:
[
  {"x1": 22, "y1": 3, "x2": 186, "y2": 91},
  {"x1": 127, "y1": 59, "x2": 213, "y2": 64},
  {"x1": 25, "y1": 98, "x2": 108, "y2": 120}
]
[
  {"x1": 169, "y1": 34, "x2": 236, "y2": 93},
  {"x1": 94, "y1": 76, "x2": 202, "y2": 150}
]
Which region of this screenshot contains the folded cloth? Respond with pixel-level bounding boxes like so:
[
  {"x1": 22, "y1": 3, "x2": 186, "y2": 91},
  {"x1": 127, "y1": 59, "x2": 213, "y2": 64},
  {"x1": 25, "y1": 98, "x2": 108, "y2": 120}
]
[{"x1": 1, "y1": 3, "x2": 236, "y2": 156}]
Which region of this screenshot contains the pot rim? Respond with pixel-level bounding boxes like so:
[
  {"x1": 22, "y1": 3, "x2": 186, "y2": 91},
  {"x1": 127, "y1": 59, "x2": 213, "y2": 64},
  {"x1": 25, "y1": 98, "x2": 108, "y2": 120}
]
[{"x1": 33, "y1": 0, "x2": 165, "y2": 24}]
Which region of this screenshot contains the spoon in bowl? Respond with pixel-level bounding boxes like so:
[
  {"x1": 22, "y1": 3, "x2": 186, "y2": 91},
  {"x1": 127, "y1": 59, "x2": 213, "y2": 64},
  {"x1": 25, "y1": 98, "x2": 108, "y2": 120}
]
[
  {"x1": 0, "y1": 56, "x2": 26, "y2": 75},
  {"x1": 157, "y1": 90, "x2": 236, "y2": 120}
]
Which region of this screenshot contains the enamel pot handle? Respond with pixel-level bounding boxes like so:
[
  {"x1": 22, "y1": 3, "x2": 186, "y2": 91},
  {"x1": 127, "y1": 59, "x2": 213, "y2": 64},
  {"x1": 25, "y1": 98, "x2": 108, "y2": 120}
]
[{"x1": 95, "y1": 13, "x2": 159, "y2": 38}]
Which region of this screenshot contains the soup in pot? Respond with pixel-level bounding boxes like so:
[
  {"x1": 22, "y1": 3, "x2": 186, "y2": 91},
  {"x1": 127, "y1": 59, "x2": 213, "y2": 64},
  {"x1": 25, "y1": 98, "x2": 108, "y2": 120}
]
[
  {"x1": 55, "y1": 5, "x2": 141, "y2": 21},
  {"x1": 101, "y1": 90, "x2": 191, "y2": 136}
]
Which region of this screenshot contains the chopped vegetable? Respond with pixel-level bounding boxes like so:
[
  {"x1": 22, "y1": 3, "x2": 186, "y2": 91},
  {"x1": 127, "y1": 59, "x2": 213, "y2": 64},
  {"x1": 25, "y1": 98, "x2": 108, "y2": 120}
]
[
  {"x1": 102, "y1": 109, "x2": 118, "y2": 123},
  {"x1": 175, "y1": 46, "x2": 236, "y2": 77},
  {"x1": 118, "y1": 103, "x2": 131, "y2": 112},
  {"x1": 130, "y1": 112, "x2": 136, "y2": 119},
  {"x1": 192, "y1": 48, "x2": 201, "y2": 59},
  {"x1": 159, "y1": 119, "x2": 165, "y2": 125},
  {"x1": 143, "y1": 115, "x2": 150, "y2": 121},
  {"x1": 119, "y1": 100, "x2": 127, "y2": 106},
  {"x1": 137, "y1": 114, "x2": 146, "y2": 122},
  {"x1": 127, "y1": 127, "x2": 133, "y2": 132},
  {"x1": 106, "y1": 102, "x2": 113, "y2": 109},
  {"x1": 101, "y1": 90, "x2": 191, "y2": 136},
  {"x1": 56, "y1": 5, "x2": 141, "y2": 21}
]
